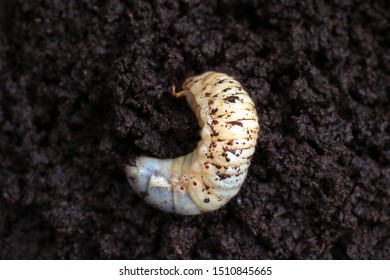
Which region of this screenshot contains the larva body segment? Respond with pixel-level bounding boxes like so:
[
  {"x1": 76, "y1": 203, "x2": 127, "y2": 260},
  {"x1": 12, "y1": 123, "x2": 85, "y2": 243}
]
[{"x1": 125, "y1": 72, "x2": 259, "y2": 215}]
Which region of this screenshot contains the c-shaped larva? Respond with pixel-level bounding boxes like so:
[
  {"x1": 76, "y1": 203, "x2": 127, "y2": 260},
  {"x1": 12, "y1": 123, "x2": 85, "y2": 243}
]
[{"x1": 125, "y1": 72, "x2": 259, "y2": 215}]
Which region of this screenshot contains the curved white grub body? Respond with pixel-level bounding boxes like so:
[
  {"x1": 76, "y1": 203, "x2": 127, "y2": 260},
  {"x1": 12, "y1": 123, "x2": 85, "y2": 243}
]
[{"x1": 125, "y1": 72, "x2": 259, "y2": 215}]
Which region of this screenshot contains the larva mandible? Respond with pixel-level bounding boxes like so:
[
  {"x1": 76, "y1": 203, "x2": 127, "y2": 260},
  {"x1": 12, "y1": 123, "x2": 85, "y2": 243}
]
[{"x1": 125, "y1": 72, "x2": 259, "y2": 215}]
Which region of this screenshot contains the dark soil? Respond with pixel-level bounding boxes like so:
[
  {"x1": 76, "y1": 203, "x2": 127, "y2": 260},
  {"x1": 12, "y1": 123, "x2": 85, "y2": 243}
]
[{"x1": 1, "y1": 0, "x2": 389, "y2": 259}]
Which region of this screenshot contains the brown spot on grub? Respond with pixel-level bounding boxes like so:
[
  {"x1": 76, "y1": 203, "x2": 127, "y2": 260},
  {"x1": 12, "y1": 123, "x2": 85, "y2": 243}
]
[
  {"x1": 228, "y1": 121, "x2": 243, "y2": 127},
  {"x1": 224, "y1": 96, "x2": 240, "y2": 103}
]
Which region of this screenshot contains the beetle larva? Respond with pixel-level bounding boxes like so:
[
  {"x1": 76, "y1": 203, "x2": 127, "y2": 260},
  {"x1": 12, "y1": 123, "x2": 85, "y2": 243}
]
[{"x1": 125, "y1": 72, "x2": 259, "y2": 215}]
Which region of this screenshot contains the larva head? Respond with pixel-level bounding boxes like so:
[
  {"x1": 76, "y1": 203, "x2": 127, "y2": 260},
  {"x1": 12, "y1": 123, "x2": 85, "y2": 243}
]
[
  {"x1": 182, "y1": 71, "x2": 217, "y2": 96},
  {"x1": 182, "y1": 72, "x2": 221, "y2": 126}
]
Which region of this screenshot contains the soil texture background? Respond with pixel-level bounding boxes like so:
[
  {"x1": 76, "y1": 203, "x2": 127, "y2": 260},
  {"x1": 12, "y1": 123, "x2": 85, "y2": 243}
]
[{"x1": 0, "y1": 0, "x2": 389, "y2": 259}]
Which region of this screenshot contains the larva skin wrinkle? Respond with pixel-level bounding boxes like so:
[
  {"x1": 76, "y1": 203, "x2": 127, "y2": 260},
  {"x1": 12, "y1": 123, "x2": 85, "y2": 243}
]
[{"x1": 125, "y1": 72, "x2": 259, "y2": 215}]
